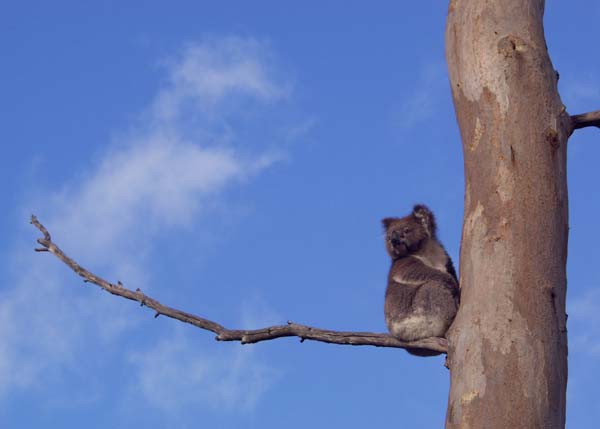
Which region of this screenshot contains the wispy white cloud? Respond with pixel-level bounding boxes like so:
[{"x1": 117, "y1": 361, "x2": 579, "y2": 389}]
[
  {"x1": 0, "y1": 37, "x2": 297, "y2": 408},
  {"x1": 53, "y1": 138, "x2": 244, "y2": 258},
  {"x1": 49, "y1": 37, "x2": 290, "y2": 260},
  {"x1": 124, "y1": 294, "x2": 282, "y2": 413},
  {"x1": 129, "y1": 330, "x2": 280, "y2": 413},
  {"x1": 154, "y1": 38, "x2": 289, "y2": 121},
  {"x1": 395, "y1": 62, "x2": 448, "y2": 129}
]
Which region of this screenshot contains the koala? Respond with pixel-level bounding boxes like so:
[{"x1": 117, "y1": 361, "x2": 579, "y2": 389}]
[{"x1": 382, "y1": 204, "x2": 459, "y2": 356}]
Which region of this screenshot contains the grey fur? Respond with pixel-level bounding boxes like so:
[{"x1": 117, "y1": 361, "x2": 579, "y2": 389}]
[{"x1": 382, "y1": 204, "x2": 459, "y2": 356}]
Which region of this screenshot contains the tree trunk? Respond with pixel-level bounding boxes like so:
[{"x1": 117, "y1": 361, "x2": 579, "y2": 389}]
[{"x1": 445, "y1": 1, "x2": 570, "y2": 428}]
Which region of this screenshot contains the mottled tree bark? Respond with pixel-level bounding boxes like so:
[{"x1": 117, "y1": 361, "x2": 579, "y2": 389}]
[{"x1": 445, "y1": 1, "x2": 570, "y2": 428}]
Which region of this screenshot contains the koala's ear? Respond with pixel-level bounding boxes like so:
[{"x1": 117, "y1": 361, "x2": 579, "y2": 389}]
[
  {"x1": 412, "y1": 204, "x2": 437, "y2": 235},
  {"x1": 412, "y1": 204, "x2": 432, "y2": 219},
  {"x1": 381, "y1": 217, "x2": 397, "y2": 230}
]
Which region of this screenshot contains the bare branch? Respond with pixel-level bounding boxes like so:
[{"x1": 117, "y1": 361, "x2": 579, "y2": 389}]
[
  {"x1": 571, "y1": 109, "x2": 600, "y2": 131},
  {"x1": 30, "y1": 215, "x2": 448, "y2": 354}
]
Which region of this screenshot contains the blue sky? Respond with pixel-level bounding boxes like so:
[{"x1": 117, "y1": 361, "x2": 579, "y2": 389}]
[{"x1": 1, "y1": 1, "x2": 599, "y2": 428}]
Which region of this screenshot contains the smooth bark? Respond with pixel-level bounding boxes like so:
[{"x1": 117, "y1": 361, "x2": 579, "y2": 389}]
[{"x1": 445, "y1": 1, "x2": 569, "y2": 427}]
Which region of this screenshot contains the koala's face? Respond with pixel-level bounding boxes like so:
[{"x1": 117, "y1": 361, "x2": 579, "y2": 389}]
[{"x1": 382, "y1": 216, "x2": 428, "y2": 259}]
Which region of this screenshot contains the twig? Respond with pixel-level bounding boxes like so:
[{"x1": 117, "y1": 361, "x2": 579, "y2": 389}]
[
  {"x1": 571, "y1": 109, "x2": 600, "y2": 131},
  {"x1": 30, "y1": 215, "x2": 448, "y2": 354}
]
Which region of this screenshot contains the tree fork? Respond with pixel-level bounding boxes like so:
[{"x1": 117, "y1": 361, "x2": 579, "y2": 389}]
[{"x1": 445, "y1": 1, "x2": 569, "y2": 428}]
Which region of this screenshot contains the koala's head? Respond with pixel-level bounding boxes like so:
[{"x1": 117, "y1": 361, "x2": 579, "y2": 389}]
[{"x1": 382, "y1": 204, "x2": 437, "y2": 259}]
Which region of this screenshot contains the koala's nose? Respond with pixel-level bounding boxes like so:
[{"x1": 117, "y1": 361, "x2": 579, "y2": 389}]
[{"x1": 390, "y1": 231, "x2": 403, "y2": 245}]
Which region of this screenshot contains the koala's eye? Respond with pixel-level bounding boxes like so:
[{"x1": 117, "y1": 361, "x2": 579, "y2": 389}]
[{"x1": 403, "y1": 227, "x2": 412, "y2": 234}]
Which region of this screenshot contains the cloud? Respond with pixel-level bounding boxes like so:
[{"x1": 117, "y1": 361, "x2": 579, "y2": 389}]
[
  {"x1": 53, "y1": 137, "x2": 245, "y2": 258},
  {"x1": 48, "y1": 37, "x2": 291, "y2": 260},
  {"x1": 0, "y1": 37, "x2": 295, "y2": 409},
  {"x1": 395, "y1": 62, "x2": 448, "y2": 129},
  {"x1": 154, "y1": 38, "x2": 289, "y2": 121},
  {"x1": 129, "y1": 330, "x2": 280, "y2": 413},
  {"x1": 124, "y1": 294, "x2": 282, "y2": 414}
]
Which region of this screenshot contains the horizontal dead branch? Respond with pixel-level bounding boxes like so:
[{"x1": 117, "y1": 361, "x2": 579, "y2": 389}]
[
  {"x1": 30, "y1": 215, "x2": 448, "y2": 354},
  {"x1": 571, "y1": 109, "x2": 600, "y2": 131}
]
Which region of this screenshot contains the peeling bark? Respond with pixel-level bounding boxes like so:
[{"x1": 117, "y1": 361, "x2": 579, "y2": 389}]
[{"x1": 445, "y1": 1, "x2": 569, "y2": 428}]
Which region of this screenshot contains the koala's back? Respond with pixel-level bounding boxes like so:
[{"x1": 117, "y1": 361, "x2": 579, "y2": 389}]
[
  {"x1": 382, "y1": 204, "x2": 459, "y2": 353},
  {"x1": 384, "y1": 253, "x2": 459, "y2": 341},
  {"x1": 384, "y1": 276, "x2": 416, "y2": 334},
  {"x1": 385, "y1": 273, "x2": 458, "y2": 341}
]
